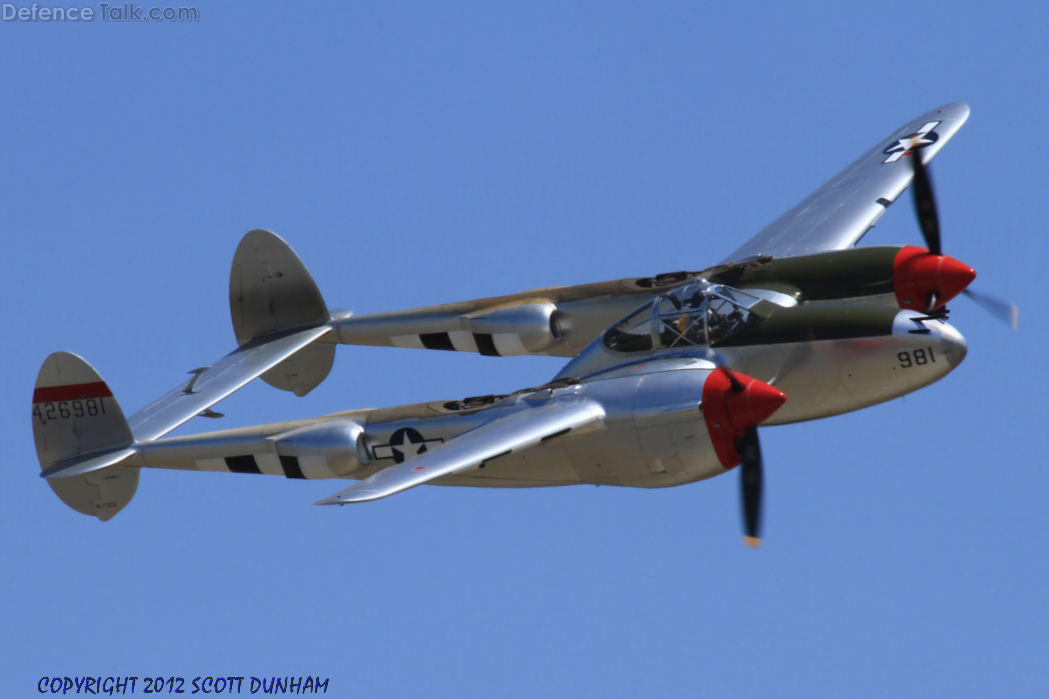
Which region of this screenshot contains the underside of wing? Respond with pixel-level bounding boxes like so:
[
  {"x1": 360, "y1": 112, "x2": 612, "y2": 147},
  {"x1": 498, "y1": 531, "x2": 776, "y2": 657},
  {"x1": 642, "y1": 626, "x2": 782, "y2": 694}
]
[
  {"x1": 315, "y1": 399, "x2": 606, "y2": 504},
  {"x1": 720, "y1": 103, "x2": 970, "y2": 263}
]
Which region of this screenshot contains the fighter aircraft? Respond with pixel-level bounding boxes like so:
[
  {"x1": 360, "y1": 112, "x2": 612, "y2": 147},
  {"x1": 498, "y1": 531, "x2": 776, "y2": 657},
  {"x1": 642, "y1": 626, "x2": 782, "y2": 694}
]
[{"x1": 32, "y1": 103, "x2": 1013, "y2": 546}]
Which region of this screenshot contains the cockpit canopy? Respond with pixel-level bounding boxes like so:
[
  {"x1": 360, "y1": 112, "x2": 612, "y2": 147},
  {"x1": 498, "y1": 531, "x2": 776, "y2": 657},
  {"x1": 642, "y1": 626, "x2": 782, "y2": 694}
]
[{"x1": 603, "y1": 280, "x2": 761, "y2": 353}]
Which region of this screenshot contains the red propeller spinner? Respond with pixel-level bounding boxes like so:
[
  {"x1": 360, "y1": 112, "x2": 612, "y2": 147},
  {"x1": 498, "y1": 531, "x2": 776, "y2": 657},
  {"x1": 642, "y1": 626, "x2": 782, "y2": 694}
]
[
  {"x1": 701, "y1": 368, "x2": 786, "y2": 470},
  {"x1": 701, "y1": 367, "x2": 786, "y2": 548},
  {"x1": 892, "y1": 245, "x2": 976, "y2": 312}
]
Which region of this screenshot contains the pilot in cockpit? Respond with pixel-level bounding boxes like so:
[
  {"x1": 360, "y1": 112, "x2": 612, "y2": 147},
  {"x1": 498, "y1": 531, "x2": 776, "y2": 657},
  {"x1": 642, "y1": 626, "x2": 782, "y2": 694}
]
[{"x1": 604, "y1": 281, "x2": 756, "y2": 353}]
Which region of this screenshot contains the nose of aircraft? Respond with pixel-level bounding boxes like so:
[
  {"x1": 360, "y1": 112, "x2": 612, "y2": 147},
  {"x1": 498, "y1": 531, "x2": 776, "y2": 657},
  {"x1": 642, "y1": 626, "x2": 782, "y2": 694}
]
[
  {"x1": 893, "y1": 311, "x2": 968, "y2": 371},
  {"x1": 936, "y1": 319, "x2": 968, "y2": 369}
]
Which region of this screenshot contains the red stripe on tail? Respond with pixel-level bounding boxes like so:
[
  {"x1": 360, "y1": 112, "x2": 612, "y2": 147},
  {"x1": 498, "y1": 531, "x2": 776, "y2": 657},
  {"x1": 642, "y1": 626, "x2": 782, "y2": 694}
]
[{"x1": 33, "y1": 381, "x2": 112, "y2": 403}]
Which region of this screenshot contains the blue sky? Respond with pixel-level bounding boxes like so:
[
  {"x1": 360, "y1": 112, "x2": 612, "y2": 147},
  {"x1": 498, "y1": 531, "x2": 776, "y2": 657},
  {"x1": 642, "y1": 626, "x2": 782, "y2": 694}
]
[{"x1": 3, "y1": 2, "x2": 1047, "y2": 697}]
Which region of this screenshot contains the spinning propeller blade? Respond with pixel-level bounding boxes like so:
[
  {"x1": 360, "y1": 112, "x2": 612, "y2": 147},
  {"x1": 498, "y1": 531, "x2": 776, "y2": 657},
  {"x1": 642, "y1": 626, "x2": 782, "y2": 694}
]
[
  {"x1": 963, "y1": 288, "x2": 1019, "y2": 329},
  {"x1": 737, "y1": 426, "x2": 763, "y2": 548},
  {"x1": 911, "y1": 152, "x2": 942, "y2": 256},
  {"x1": 701, "y1": 347, "x2": 745, "y2": 391},
  {"x1": 908, "y1": 151, "x2": 1017, "y2": 326}
]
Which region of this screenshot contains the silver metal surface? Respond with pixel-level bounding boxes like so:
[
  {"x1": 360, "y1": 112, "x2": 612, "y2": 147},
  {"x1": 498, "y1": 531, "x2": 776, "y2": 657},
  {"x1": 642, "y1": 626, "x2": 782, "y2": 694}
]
[
  {"x1": 230, "y1": 229, "x2": 341, "y2": 396},
  {"x1": 230, "y1": 229, "x2": 330, "y2": 346},
  {"x1": 721, "y1": 310, "x2": 968, "y2": 424},
  {"x1": 317, "y1": 398, "x2": 607, "y2": 504},
  {"x1": 123, "y1": 300, "x2": 968, "y2": 495},
  {"x1": 128, "y1": 323, "x2": 333, "y2": 443},
  {"x1": 32, "y1": 352, "x2": 140, "y2": 519},
  {"x1": 465, "y1": 301, "x2": 562, "y2": 354},
  {"x1": 334, "y1": 299, "x2": 564, "y2": 356},
  {"x1": 36, "y1": 302, "x2": 968, "y2": 514},
  {"x1": 720, "y1": 103, "x2": 970, "y2": 262},
  {"x1": 272, "y1": 420, "x2": 367, "y2": 477},
  {"x1": 131, "y1": 358, "x2": 727, "y2": 492}
]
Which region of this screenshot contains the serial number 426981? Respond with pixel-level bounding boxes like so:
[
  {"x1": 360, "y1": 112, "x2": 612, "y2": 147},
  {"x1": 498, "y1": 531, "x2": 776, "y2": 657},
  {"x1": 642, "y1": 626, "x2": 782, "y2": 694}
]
[{"x1": 33, "y1": 399, "x2": 107, "y2": 425}]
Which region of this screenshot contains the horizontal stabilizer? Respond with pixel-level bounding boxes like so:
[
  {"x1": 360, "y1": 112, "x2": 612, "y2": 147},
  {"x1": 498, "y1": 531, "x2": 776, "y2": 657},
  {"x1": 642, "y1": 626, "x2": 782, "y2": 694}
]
[
  {"x1": 42, "y1": 447, "x2": 137, "y2": 479},
  {"x1": 316, "y1": 399, "x2": 605, "y2": 504},
  {"x1": 128, "y1": 323, "x2": 333, "y2": 442}
]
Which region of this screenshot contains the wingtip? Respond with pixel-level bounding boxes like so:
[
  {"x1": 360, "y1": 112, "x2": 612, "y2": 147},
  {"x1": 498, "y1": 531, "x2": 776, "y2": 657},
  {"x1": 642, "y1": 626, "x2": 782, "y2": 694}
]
[{"x1": 315, "y1": 490, "x2": 383, "y2": 505}]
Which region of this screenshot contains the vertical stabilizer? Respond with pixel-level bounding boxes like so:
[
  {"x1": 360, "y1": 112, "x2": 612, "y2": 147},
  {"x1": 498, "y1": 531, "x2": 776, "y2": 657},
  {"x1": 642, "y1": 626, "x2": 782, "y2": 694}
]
[
  {"x1": 230, "y1": 229, "x2": 334, "y2": 396},
  {"x1": 32, "y1": 352, "x2": 138, "y2": 520}
]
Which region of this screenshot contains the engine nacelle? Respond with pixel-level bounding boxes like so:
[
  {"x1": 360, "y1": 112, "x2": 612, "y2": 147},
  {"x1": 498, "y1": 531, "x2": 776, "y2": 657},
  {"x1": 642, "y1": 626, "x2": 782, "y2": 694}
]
[
  {"x1": 466, "y1": 301, "x2": 563, "y2": 355},
  {"x1": 628, "y1": 365, "x2": 785, "y2": 477},
  {"x1": 706, "y1": 245, "x2": 975, "y2": 311}
]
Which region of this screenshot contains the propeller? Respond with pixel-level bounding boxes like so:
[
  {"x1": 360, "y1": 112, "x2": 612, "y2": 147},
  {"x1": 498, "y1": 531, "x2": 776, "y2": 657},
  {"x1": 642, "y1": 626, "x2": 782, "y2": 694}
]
[
  {"x1": 963, "y1": 288, "x2": 1019, "y2": 329},
  {"x1": 736, "y1": 426, "x2": 763, "y2": 548},
  {"x1": 907, "y1": 151, "x2": 1018, "y2": 326},
  {"x1": 910, "y1": 149, "x2": 942, "y2": 257},
  {"x1": 700, "y1": 360, "x2": 785, "y2": 548},
  {"x1": 710, "y1": 357, "x2": 762, "y2": 544}
]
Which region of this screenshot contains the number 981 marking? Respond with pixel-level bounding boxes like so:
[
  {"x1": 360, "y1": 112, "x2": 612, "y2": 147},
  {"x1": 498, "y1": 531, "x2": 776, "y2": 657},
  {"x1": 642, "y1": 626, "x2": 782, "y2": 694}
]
[{"x1": 897, "y1": 347, "x2": 936, "y2": 368}]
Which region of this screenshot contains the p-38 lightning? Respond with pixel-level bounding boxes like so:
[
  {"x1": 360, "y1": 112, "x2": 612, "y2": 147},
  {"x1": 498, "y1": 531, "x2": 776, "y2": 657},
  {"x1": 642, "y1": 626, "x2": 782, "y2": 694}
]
[{"x1": 32, "y1": 103, "x2": 1014, "y2": 546}]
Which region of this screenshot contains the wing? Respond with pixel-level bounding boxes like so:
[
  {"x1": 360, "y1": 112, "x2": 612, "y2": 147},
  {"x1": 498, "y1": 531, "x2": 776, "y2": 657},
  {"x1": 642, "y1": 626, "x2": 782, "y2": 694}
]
[
  {"x1": 720, "y1": 103, "x2": 970, "y2": 263},
  {"x1": 315, "y1": 399, "x2": 606, "y2": 504},
  {"x1": 262, "y1": 107, "x2": 970, "y2": 373}
]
